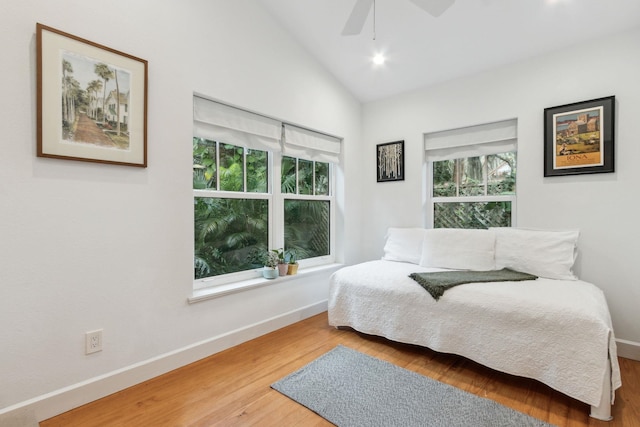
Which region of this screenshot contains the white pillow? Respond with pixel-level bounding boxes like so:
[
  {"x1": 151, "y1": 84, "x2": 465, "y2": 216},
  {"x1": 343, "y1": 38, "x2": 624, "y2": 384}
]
[
  {"x1": 491, "y1": 227, "x2": 579, "y2": 280},
  {"x1": 419, "y1": 228, "x2": 496, "y2": 271},
  {"x1": 382, "y1": 228, "x2": 426, "y2": 264}
]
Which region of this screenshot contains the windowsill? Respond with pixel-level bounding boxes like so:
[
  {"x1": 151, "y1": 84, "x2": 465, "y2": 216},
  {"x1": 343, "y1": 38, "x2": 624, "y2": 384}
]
[{"x1": 188, "y1": 263, "x2": 343, "y2": 304}]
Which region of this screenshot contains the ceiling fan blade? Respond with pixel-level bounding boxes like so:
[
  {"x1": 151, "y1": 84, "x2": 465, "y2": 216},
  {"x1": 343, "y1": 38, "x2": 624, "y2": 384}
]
[
  {"x1": 409, "y1": 0, "x2": 455, "y2": 17},
  {"x1": 341, "y1": 0, "x2": 374, "y2": 36}
]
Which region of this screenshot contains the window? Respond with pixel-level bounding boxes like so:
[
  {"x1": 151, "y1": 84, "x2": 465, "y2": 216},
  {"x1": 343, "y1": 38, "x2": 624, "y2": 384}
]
[
  {"x1": 432, "y1": 152, "x2": 516, "y2": 228},
  {"x1": 282, "y1": 156, "x2": 331, "y2": 260},
  {"x1": 425, "y1": 119, "x2": 517, "y2": 229},
  {"x1": 193, "y1": 96, "x2": 339, "y2": 288},
  {"x1": 193, "y1": 138, "x2": 270, "y2": 280}
]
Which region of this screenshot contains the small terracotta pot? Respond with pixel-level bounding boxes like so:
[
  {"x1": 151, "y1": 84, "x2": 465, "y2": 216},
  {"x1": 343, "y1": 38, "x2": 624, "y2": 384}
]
[{"x1": 277, "y1": 263, "x2": 289, "y2": 276}]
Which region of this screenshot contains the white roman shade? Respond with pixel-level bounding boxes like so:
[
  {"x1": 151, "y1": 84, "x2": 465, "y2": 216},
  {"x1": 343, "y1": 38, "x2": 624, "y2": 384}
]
[
  {"x1": 424, "y1": 119, "x2": 517, "y2": 161},
  {"x1": 283, "y1": 124, "x2": 342, "y2": 164},
  {"x1": 193, "y1": 96, "x2": 281, "y2": 151}
]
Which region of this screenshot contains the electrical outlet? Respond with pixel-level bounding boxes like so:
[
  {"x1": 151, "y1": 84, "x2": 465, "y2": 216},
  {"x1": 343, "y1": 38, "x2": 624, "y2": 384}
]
[{"x1": 85, "y1": 329, "x2": 103, "y2": 354}]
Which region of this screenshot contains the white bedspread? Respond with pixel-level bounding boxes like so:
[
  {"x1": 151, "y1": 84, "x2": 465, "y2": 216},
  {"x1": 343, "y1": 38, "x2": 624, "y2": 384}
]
[{"x1": 328, "y1": 260, "x2": 621, "y2": 407}]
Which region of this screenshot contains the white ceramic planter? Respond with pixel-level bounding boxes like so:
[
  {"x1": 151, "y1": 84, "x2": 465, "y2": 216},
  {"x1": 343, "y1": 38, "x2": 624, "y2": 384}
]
[{"x1": 262, "y1": 267, "x2": 279, "y2": 279}]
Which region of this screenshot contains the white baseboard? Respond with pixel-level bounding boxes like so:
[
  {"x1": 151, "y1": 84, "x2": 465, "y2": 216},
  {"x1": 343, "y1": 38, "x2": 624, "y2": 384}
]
[
  {"x1": 616, "y1": 338, "x2": 640, "y2": 361},
  {"x1": 0, "y1": 301, "x2": 328, "y2": 424}
]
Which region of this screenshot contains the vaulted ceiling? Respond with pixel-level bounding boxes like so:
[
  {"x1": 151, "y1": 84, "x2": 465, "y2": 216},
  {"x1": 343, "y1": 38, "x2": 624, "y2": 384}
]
[{"x1": 257, "y1": 0, "x2": 640, "y2": 102}]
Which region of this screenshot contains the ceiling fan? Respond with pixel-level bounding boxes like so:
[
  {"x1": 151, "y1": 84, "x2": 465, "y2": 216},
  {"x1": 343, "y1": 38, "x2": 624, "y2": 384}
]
[{"x1": 342, "y1": 0, "x2": 455, "y2": 36}]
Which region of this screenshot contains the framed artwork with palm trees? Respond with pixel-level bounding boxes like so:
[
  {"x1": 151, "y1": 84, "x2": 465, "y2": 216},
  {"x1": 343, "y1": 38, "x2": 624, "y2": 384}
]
[{"x1": 36, "y1": 23, "x2": 148, "y2": 167}]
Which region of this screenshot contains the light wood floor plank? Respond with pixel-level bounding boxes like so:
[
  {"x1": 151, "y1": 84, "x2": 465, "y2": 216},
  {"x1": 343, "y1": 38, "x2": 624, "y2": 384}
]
[{"x1": 40, "y1": 312, "x2": 640, "y2": 426}]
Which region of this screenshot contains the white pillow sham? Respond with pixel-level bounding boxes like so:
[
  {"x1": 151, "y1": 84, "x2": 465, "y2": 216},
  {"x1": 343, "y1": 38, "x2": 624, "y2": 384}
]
[
  {"x1": 419, "y1": 228, "x2": 496, "y2": 271},
  {"x1": 382, "y1": 227, "x2": 426, "y2": 264},
  {"x1": 490, "y1": 227, "x2": 579, "y2": 280}
]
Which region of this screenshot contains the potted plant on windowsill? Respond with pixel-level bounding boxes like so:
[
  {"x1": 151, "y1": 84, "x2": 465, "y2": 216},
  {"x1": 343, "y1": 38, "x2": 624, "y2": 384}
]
[
  {"x1": 286, "y1": 249, "x2": 299, "y2": 275},
  {"x1": 273, "y1": 248, "x2": 288, "y2": 277},
  {"x1": 262, "y1": 250, "x2": 280, "y2": 279}
]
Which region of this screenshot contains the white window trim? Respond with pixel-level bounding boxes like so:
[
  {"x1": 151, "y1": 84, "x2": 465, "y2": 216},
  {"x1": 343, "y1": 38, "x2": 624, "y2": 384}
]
[
  {"x1": 193, "y1": 189, "x2": 275, "y2": 290},
  {"x1": 274, "y1": 154, "x2": 336, "y2": 269},
  {"x1": 193, "y1": 147, "x2": 336, "y2": 291},
  {"x1": 189, "y1": 263, "x2": 343, "y2": 304}
]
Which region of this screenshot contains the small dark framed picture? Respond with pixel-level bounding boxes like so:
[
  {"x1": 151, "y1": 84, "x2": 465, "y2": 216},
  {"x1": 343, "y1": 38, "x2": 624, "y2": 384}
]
[
  {"x1": 544, "y1": 96, "x2": 615, "y2": 177},
  {"x1": 376, "y1": 140, "x2": 404, "y2": 182}
]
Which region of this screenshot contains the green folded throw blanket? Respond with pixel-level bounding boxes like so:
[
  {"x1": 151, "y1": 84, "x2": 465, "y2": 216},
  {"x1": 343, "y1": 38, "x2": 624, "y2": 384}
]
[{"x1": 409, "y1": 268, "x2": 538, "y2": 300}]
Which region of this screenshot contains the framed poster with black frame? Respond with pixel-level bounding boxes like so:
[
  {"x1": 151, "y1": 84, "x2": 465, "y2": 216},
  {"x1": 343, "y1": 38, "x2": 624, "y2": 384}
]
[
  {"x1": 544, "y1": 96, "x2": 614, "y2": 177},
  {"x1": 376, "y1": 140, "x2": 404, "y2": 182}
]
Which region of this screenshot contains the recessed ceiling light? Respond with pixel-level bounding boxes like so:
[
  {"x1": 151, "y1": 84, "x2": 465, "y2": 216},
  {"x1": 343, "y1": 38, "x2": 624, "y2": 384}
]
[{"x1": 373, "y1": 53, "x2": 385, "y2": 65}]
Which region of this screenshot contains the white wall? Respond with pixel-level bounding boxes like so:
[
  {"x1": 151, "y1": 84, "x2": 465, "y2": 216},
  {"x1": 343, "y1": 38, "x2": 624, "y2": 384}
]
[
  {"x1": 361, "y1": 28, "x2": 640, "y2": 351},
  {"x1": 0, "y1": 0, "x2": 362, "y2": 421}
]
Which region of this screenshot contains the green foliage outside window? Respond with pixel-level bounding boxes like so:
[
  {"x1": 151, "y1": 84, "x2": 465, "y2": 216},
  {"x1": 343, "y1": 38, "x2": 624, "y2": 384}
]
[
  {"x1": 193, "y1": 138, "x2": 270, "y2": 280},
  {"x1": 284, "y1": 200, "x2": 330, "y2": 260},
  {"x1": 246, "y1": 149, "x2": 268, "y2": 193},
  {"x1": 281, "y1": 156, "x2": 296, "y2": 193},
  {"x1": 298, "y1": 159, "x2": 314, "y2": 195},
  {"x1": 219, "y1": 144, "x2": 244, "y2": 192},
  {"x1": 281, "y1": 156, "x2": 330, "y2": 260},
  {"x1": 487, "y1": 153, "x2": 516, "y2": 196},
  {"x1": 194, "y1": 140, "x2": 331, "y2": 280},
  {"x1": 314, "y1": 162, "x2": 330, "y2": 196},
  {"x1": 281, "y1": 156, "x2": 329, "y2": 196},
  {"x1": 193, "y1": 138, "x2": 216, "y2": 190},
  {"x1": 433, "y1": 152, "x2": 516, "y2": 229},
  {"x1": 194, "y1": 197, "x2": 268, "y2": 279},
  {"x1": 434, "y1": 201, "x2": 512, "y2": 229}
]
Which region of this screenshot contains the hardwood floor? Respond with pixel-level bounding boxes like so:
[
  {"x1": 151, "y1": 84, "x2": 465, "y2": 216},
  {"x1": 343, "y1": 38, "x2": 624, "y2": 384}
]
[{"x1": 41, "y1": 312, "x2": 640, "y2": 427}]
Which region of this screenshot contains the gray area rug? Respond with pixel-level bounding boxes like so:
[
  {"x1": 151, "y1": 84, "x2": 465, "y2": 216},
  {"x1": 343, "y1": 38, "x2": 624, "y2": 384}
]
[{"x1": 271, "y1": 345, "x2": 554, "y2": 427}]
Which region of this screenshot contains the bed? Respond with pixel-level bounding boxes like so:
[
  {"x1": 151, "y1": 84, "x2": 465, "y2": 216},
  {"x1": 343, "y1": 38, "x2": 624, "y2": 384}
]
[{"x1": 328, "y1": 227, "x2": 621, "y2": 420}]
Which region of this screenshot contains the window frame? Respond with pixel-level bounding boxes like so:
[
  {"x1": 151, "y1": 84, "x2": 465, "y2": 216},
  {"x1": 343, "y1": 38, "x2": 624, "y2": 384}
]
[
  {"x1": 193, "y1": 142, "x2": 336, "y2": 290},
  {"x1": 426, "y1": 153, "x2": 517, "y2": 229},
  {"x1": 193, "y1": 140, "x2": 274, "y2": 289},
  {"x1": 276, "y1": 154, "x2": 336, "y2": 270}
]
